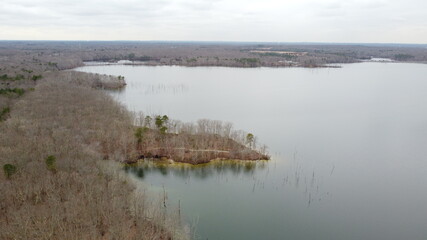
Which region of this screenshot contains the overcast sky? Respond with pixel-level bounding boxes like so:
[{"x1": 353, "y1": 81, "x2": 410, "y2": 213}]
[{"x1": 1, "y1": 0, "x2": 426, "y2": 43}]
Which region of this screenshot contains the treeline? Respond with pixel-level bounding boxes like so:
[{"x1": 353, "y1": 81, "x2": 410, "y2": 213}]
[
  {"x1": 50, "y1": 71, "x2": 126, "y2": 89},
  {"x1": 131, "y1": 113, "x2": 269, "y2": 164},
  {"x1": 1, "y1": 42, "x2": 427, "y2": 76},
  {"x1": 0, "y1": 73, "x2": 43, "y2": 82}
]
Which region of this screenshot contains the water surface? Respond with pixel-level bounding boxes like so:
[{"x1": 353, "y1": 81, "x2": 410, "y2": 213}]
[{"x1": 76, "y1": 63, "x2": 427, "y2": 240}]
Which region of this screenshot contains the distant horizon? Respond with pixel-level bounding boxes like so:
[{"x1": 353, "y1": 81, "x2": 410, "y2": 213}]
[{"x1": 0, "y1": 39, "x2": 426, "y2": 47}]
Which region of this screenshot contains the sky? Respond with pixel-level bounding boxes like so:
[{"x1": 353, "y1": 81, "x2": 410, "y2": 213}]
[{"x1": 0, "y1": 0, "x2": 426, "y2": 43}]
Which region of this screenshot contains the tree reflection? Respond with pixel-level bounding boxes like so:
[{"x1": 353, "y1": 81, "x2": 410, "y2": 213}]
[{"x1": 124, "y1": 160, "x2": 268, "y2": 180}]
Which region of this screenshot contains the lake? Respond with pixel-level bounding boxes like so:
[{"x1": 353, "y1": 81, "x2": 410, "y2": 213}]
[{"x1": 76, "y1": 62, "x2": 427, "y2": 240}]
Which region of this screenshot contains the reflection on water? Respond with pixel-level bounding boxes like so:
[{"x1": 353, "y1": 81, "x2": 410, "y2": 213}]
[
  {"x1": 125, "y1": 157, "x2": 327, "y2": 209},
  {"x1": 141, "y1": 84, "x2": 188, "y2": 95},
  {"x1": 109, "y1": 83, "x2": 188, "y2": 95},
  {"x1": 125, "y1": 160, "x2": 268, "y2": 180}
]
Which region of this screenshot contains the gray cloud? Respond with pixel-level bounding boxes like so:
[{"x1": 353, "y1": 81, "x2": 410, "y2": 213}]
[{"x1": 0, "y1": 0, "x2": 426, "y2": 43}]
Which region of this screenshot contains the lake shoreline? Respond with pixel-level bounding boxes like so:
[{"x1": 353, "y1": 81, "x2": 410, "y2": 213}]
[
  {"x1": 122, "y1": 119, "x2": 270, "y2": 165},
  {"x1": 83, "y1": 60, "x2": 344, "y2": 68}
]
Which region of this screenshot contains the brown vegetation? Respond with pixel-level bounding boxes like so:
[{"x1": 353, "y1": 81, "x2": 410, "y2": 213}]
[
  {"x1": 50, "y1": 71, "x2": 127, "y2": 89},
  {"x1": 131, "y1": 115, "x2": 269, "y2": 164},
  {"x1": 1, "y1": 40, "x2": 424, "y2": 239},
  {"x1": 0, "y1": 77, "x2": 188, "y2": 239},
  {"x1": 0, "y1": 42, "x2": 271, "y2": 239},
  {"x1": 1, "y1": 41, "x2": 426, "y2": 78}
]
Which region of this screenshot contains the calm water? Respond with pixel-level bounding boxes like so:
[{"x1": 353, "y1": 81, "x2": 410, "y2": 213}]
[{"x1": 76, "y1": 63, "x2": 427, "y2": 240}]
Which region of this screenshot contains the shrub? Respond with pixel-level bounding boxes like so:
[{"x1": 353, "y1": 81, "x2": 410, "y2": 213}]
[
  {"x1": 155, "y1": 115, "x2": 169, "y2": 133},
  {"x1": 31, "y1": 75, "x2": 43, "y2": 81},
  {"x1": 246, "y1": 133, "x2": 254, "y2": 149},
  {"x1": 0, "y1": 107, "x2": 10, "y2": 121},
  {"x1": 3, "y1": 164, "x2": 17, "y2": 179},
  {"x1": 0, "y1": 88, "x2": 25, "y2": 96},
  {"x1": 0, "y1": 74, "x2": 26, "y2": 81},
  {"x1": 45, "y1": 155, "x2": 56, "y2": 172},
  {"x1": 0, "y1": 74, "x2": 9, "y2": 81},
  {"x1": 144, "y1": 116, "x2": 152, "y2": 127},
  {"x1": 159, "y1": 126, "x2": 168, "y2": 135},
  {"x1": 155, "y1": 116, "x2": 163, "y2": 129},
  {"x1": 135, "y1": 127, "x2": 149, "y2": 143}
]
